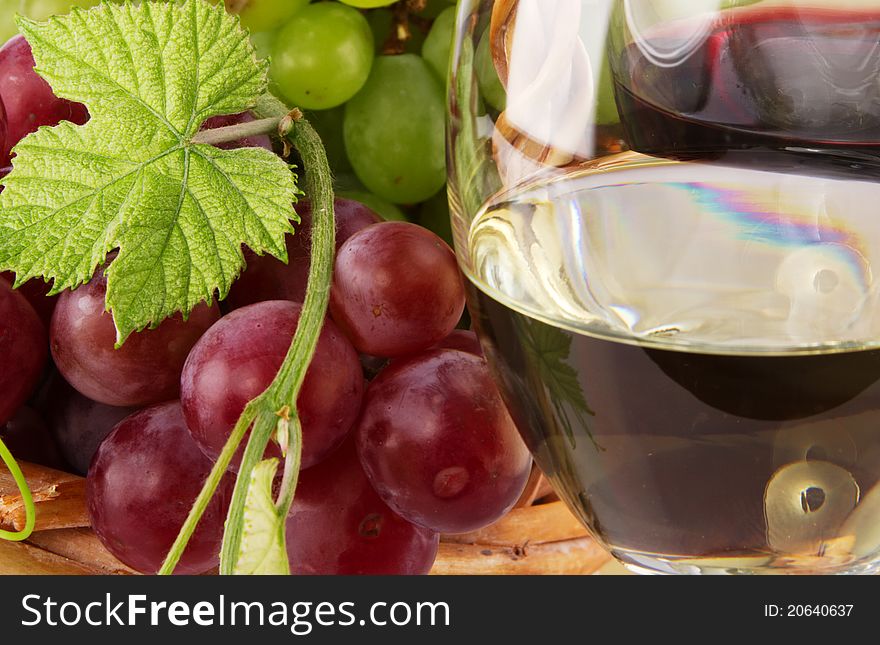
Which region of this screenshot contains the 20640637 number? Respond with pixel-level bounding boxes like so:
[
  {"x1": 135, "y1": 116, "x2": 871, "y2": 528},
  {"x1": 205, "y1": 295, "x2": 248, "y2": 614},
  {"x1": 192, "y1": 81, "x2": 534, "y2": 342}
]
[
  {"x1": 765, "y1": 605, "x2": 854, "y2": 617},
  {"x1": 793, "y1": 605, "x2": 853, "y2": 617}
]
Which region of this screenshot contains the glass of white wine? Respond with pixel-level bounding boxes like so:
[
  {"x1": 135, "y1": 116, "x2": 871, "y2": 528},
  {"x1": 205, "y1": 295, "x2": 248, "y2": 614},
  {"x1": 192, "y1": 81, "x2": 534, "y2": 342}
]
[{"x1": 448, "y1": 0, "x2": 880, "y2": 574}]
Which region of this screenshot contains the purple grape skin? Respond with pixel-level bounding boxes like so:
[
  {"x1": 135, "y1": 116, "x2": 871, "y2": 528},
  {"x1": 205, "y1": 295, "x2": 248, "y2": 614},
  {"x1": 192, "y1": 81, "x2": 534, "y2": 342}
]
[
  {"x1": 87, "y1": 402, "x2": 234, "y2": 575},
  {"x1": 224, "y1": 198, "x2": 381, "y2": 312},
  {"x1": 0, "y1": 94, "x2": 7, "y2": 172},
  {"x1": 434, "y1": 329, "x2": 483, "y2": 356},
  {"x1": 181, "y1": 300, "x2": 365, "y2": 471},
  {"x1": 356, "y1": 349, "x2": 532, "y2": 534},
  {"x1": 287, "y1": 439, "x2": 439, "y2": 575},
  {"x1": 0, "y1": 407, "x2": 66, "y2": 471},
  {"x1": 1, "y1": 271, "x2": 57, "y2": 328},
  {"x1": 47, "y1": 378, "x2": 139, "y2": 475},
  {"x1": 50, "y1": 274, "x2": 221, "y2": 407},
  {"x1": 330, "y1": 222, "x2": 466, "y2": 358},
  {"x1": 0, "y1": 279, "x2": 47, "y2": 426},
  {"x1": 0, "y1": 36, "x2": 89, "y2": 167}
]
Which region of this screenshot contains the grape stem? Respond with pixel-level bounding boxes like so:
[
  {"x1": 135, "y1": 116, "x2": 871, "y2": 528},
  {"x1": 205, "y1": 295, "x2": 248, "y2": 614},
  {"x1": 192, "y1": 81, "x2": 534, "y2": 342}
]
[
  {"x1": 189, "y1": 116, "x2": 281, "y2": 146},
  {"x1": 274, "y1": 411, "x2": 303, "y2": 514},
  {"x1": 383, "y1": 0, "x2": 431, "y2": 55},
  {"x1": 0, "y1": 437, "x2": 36, "y2": 542},
  {"x1": 158, "y1": 94, "x2": 335, "y2": 576}
]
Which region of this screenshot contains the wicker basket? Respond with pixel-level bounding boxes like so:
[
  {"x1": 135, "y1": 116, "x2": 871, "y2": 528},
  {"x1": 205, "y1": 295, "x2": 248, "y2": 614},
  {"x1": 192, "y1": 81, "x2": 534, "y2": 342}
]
[{"x1": 0, "y1": 461, "x2": 613, "y2": 575}]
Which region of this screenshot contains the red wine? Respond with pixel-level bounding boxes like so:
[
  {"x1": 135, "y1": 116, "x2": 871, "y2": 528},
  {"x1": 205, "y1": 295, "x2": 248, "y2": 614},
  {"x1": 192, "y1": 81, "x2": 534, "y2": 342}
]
[
  {"x1": 615, "y1": 7, "x2": 880, "y2": 157},
  {"x1": 469, "y1": 284, "x2": 880, "y2": 574},
  {"x1": 450, "y1": 0, "x2": 880, "y2": 576},
  {"x1": 464, "y1": 148, "x2": 880, "y2": 573}
]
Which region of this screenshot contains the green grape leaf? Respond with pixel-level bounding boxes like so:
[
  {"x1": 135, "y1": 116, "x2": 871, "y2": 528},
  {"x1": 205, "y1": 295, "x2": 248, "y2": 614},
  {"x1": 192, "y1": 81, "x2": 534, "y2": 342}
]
[
  {"x1": 232, "y1": 458, "x2": 290, "y2": 576},
  {"x1": 0, "y1": 0, "x2": 299, "y2": 343},
  {"x1": 518, "y1": 317, "x2": 597, "y2": 448}
]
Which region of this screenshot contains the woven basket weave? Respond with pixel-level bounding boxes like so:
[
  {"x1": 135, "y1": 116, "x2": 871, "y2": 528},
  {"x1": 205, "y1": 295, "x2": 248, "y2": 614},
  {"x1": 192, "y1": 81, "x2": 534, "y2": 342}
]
[{"x1": 0, "y1": 462, "x2": 611, "y2": 575}]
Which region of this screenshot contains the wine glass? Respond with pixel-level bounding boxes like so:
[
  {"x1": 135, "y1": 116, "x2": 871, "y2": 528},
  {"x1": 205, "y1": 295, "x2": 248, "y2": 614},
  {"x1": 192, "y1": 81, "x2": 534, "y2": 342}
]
[{"x1": 448, "y1": 0, "x2": 880, "y2": 574}]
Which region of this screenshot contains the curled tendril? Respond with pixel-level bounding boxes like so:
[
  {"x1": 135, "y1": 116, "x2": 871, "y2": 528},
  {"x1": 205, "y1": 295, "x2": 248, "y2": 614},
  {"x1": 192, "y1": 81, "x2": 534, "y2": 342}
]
[{"x1": 0, "y1": 437, "x2": 36, "y2": 542}]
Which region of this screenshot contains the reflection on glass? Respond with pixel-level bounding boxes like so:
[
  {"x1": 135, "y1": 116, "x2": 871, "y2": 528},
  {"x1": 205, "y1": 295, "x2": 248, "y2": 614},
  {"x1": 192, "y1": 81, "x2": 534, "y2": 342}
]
[{"x1": 450, "y1": 0, "x2": 880, "y2": 574}]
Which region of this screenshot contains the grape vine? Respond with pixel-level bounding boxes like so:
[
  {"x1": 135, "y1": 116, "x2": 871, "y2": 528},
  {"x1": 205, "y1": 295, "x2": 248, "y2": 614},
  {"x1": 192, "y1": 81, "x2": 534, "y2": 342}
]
[
  {"x1": 159, "y1": 96, "x2": 336, "y2": 575},
  {"x1": 0, "y1": 437, "x2": 35, "y2": 542}
]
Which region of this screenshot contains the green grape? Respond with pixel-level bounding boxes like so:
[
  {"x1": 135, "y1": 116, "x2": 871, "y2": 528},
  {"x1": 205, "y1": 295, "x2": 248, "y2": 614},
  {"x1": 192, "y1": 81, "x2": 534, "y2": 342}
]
[
  {"x1": 249, "y1": 28, "x2": 276, "y2": 60},
  {"x1": 595, "y1": 56, "x2": 619, "y2": 126},
  {"x1": 304, "y1": 106, "x2": 352, "y2": 175},
  {"x1": 271, "y1": 2, "x2": 374, "y2": 110},
  {"x1": 422, "y1": 6, "x2": 456, "y2": 82},
  {"x1": 417, "y1": 190, "x2": 453, "y2": 246},
  {"x1": 344, "y1": 54, "x2": 446, "y2": 204},
  {"x1": 231, "y1": 0, "x2": 310, "y2": 34},
  {"x1": 1, "y1": 9, "x2": 18, "y2": 42},
  {"x1": 333, "y1": 173, "x2": 365, "y2": 194},
  {"x1": 475, "y1": 30, "x2": 506, "y2": 112},
  {"x1": 0, "y1": 0, "x2": 101, "y2": 42},
  {"x1": 338, "y1": 0, "x2": 396, "y2": 8},
  {"x1": 338, "y1": 190, "x2": 408, "y2": 222}
]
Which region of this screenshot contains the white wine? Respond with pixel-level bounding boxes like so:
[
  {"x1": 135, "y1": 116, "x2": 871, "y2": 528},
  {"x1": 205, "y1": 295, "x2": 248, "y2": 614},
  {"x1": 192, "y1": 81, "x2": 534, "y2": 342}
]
[{"x1": 463, "y1": 153, "x2": 880, "y2": 574}]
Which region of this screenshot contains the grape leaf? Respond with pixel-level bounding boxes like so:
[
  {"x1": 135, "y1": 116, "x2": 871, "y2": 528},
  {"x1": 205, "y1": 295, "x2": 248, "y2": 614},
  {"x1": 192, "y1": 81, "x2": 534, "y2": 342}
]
[
  {"x1": 232, "y1": 458, "x2": 289, "y2": 575},
  {"x1": 518, "y1": 317, "x2": 596, "y2": 448},
  {"x1": 0, "y1": 0, "x2": 298, "y2": 343}
]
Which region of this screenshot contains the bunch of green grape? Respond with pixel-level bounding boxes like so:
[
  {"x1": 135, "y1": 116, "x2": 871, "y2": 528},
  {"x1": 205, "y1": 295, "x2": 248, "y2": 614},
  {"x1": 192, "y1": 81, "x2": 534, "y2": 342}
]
[
  {"x1": 0, "y1": 0, "x2": 100, "y2": 42},
  {"x1": 241, "y1": 0, "x2": 460, "y2": 242}
]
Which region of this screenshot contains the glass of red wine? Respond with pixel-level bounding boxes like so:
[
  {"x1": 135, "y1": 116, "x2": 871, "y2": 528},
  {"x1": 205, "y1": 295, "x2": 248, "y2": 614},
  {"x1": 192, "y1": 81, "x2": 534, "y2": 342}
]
[{"x1": 448, "y1": 0, "x2": 880, "y2": 574}]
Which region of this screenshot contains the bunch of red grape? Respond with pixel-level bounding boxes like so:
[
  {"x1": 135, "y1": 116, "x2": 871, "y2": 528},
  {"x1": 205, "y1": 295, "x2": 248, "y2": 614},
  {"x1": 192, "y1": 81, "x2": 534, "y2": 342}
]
[{"x1": 0, "y1": 35, "x2": 531, "y2": 576}]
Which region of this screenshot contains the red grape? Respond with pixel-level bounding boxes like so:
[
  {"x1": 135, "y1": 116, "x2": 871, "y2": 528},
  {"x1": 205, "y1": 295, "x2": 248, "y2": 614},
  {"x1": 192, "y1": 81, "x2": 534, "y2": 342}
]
[
  {"x1": 0, "y1": 50, "x2": 66, "y2": 326},
  {"x1": 434, "y1": 329, "x2": 483, "y2": 356},
  {"x1": 87, "y1": 402, "x2": 234, "y2": 575},
  {"x1": 0, "y1": 94, "x2": 6, "y2": 167},
  {"x1": 47, "y1": 377, "x2": 138, "y2": 475},
  {"x1": 225, "y1": 198, "x2": 381, "y2": 311},
  {"x1": 0, "y1": 407, "x2": 66, "y2": 470},
  {"x1": 0, "y1": 279, "x2": 47, "y2": 425},
  {"x1": 181, "y1": 301, "x2": 364, "y2": 471},
  {"x1": 1, "y1": 272, "x2": 56, "y2": 327},
  {"x1": 330, "y1": 222, "x2": 466, "y2": 357},
  {"x1": 357, "y1": 349, "x2": 532, "y2": 534},
  {"x1": 51, "y1": 274, "x2": 220, "y2": 407},
  {"x1": 286, "y1": 439, "x2": 439, "y2": 575},
  {"x1": 200, "y1": 112, "x2": 272, "y2": 151},
  {"x1": 0, "y1": 35, "x2": 89, "y2": 166}
]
